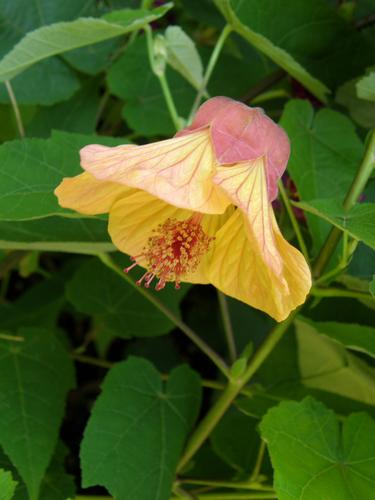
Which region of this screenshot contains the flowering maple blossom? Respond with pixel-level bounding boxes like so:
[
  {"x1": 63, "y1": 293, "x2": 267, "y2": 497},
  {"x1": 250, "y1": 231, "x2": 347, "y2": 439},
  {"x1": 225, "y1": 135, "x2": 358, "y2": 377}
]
[{"x1": 55, "y1": 97, "x2": 311, "y2": 321}]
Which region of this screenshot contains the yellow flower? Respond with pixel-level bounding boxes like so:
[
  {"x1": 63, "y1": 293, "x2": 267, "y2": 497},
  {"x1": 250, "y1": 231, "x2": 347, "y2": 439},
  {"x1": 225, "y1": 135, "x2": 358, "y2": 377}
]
[{"x1": 55, "y1": 97, "x2": 311, "y2": 321}]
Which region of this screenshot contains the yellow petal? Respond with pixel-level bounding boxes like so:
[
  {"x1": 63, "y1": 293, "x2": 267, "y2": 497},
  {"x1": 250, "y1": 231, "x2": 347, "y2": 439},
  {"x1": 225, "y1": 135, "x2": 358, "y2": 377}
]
[
  {"x1": 55, "y1": 172, "x2": 133, "y2": 215},
  {"x1": 212, "y1": 154, "x2": 310, "y2": 321},
  {"x1": 208, "y1": 209, "x2": 311, "y2": 321},
  {"x1": 108, "y1": 190, "x2": 231, "y2": 284},
  {"x1": 80, "y1": 129, "x2": 231, "y2": 214}
]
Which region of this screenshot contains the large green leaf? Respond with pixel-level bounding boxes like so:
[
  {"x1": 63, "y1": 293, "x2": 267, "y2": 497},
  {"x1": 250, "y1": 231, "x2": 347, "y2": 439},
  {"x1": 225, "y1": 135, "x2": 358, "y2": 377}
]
[
  {"x1": 215, "y1": 0, "x2": 373, "y2": 91},
  {"x1": 107, "y1": 35, "x2": 195, "y2": 135},
  {"x1": 296, "y1": 317, "x2": 375, "y2": 405},
  {"x1": 0, "y1": 328, "x2": 75, "y2": 500},
  {"x1": 0, "y1": 442, "x2": 75, "y2": 500},
  {"x1": 260, "y1": 397, "x2": 375, "y2": 500},
  {"x1": 80, "y1": 357, "x2": 201, "y2": 500},
  {"x1": 280, "y1": 99, "x2": 363, "y2": 249},
  {"x1": 66, "y1": 258, "x2": 189, "y2": 338},
  {"x1": 26, "y1": 79, "x2": 100, "y2": 137},
  {"x1": 0, "y1": 131, "x2": 126, "y2": 221},
  {"x1": 0, "y1": 217, "x2": 114, "y2": 254},
  {"x1": 214, "y1": 0, "x2": 329, "y2": 102},
  {"x1": 296, "y1": 200, "x2": 375, "y2": 250},
  {"x1": 0, "y1": 5, "x2": 172, "y2": 81},
  {"x1": 0, "y1": 469, "x2": 17, "y2": 500},
  {"x1": 299, "y1": 318, "x2": 375, "y2": 359},
  {"x1": 0, "y1": 278, "x2": 64, "y2": 331},
  {"x1": 0, "y1": 58, "x2": 79, "y2": 106}
]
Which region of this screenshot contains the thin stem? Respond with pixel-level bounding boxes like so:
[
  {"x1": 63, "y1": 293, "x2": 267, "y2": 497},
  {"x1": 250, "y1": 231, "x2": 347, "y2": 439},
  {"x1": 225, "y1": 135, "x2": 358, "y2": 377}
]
[
  {"x1": 310, "y1": 287, "x2": 371, "y2": 301},
  {"x1": 144, "y1": 25, "x2": 182, "y2": 131},
  {"x1": 180, "y1": 479, "x2": 273, "y2": 491},
  {"x1": 73, "y1": 352, "x2": 256, "y2": 396},
  {"x1": 217, "y1": 291, "x2": 237, "y2": 362},
  {"x1": 0, "y1": 333, "x2": 24, "y2": 342},
  {"x1": 97, "y1": 253, "x2": 230, "y2": 377},
  {"x1": 249, "y1": 440, "x2": 266, "y2": 482},
  {"x1": 188, "y1": 24, "x2": 232, "y2": 122},
  {"x1": 158, "y1": 72, "x2": 183, "y2": 130},
  {"x1": 177, "y1": 310, "x2": 297, "y2": 472},
  {"x1": 71, "y1": 353, "x2": 113, "y2": 369},
  {"x1": 5, "y1": 80, "x2": 25, "y2": 138},
  {"x1": 313, "y1": 129, "x2": 375, "y2": 277},
  {"x1": 173, "y1": 494, "x2": 277, "y2": 500},
  {"x1": 278, "y1": 181, "x2": 309, "y2": 262}
]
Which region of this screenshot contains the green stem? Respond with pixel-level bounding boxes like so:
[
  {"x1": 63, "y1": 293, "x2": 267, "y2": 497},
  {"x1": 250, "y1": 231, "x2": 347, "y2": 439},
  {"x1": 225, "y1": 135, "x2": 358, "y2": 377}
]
[
  {"x1": 5, "y1": 80, "x2": 25, "y2": 138},
  {"x1": 158, "y1": 72, "x2": 183, "y2": 130},
  {"x1": 73, "y1": 352, "x2": 257, "y2": 396},
  {"x1": 188, "y1": 24, "x2": 232, "y2": 122},
  {"x1": 0, "y1": 333, "x2": 24, "y2": 342},
  {"x1": 313, "y1": 129, "x2": 375, "y2": 277},
  {"x1": 173, "y1": 494, "x2": 277, "y2": 500},
  {"x1": 144, "y1": 25, "x2": 182, "y2": 131},
  {"x1": 177, "y1": 310, "x2": 297, "y2": 472},
  {"x1": 278, "y1": 181, "x2": 309, "y2": 262},
  {"x1": 217, "y1": 291, "x2": 237, "y2": 362},
  {"x1": 97, "y1": 253, "x2": 229, "y2": 377},
  {"x1": 249, "y1": 440, "x2": 266, "y2": 482},
  {"x1": 310, "y1": 286, "x2": 372, "y2": 301},
  {"x1": 71, "y1": 353, "x2": 113, "y2": 369},
  {"x1": 180, "y1": 479, "x2": 273, "y2": 491}
]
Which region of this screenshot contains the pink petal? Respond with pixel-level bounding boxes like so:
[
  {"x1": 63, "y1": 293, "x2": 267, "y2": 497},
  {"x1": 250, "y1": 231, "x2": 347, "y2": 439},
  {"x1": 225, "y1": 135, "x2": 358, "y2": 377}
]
[{"x1": 178, "y1": 97, "x2": 290, "y2": 201}]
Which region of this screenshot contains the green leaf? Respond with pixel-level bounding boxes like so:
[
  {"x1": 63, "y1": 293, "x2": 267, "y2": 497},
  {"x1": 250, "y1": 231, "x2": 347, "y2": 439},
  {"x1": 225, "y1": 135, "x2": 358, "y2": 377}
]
[
  {"x1": 62, "y1": 38, "x2": 121, "y2": 75},
  {"x1": 107, "y1": 35, "x2": 195, "y2": 136},
  {"x1": 211, "y1": 406, "x2": 260, "y2": 474},
  {"x1": 336, "y1": 79, "x2": 375, "y2": 129},
  {"x1": 66, "y1": 257, "x2": 188, "y2": 338},
  {"x1": 26, "y1": 79, "x2": 100, "y2": 137},
  {"x1": 215, "y1": 0, "x2": 329, "y2": 102},
  {"x1": 0, "y1": 469, "x2": 17, "y2": 500},
  {"x1": 164, "y1": 26, "x2": 204, "y2": 90},
  {"x1": 0, "y1": 442, "x2": 76, "y2": 500},
  {"x1": 371, "y1": 277, "x2": 375, "y2": 298},
  {"x1": 299, "y1": 318, "x2": 375, "y2": 359},
  {"x1": 0, "y1": 131, "x2": 126, "y2": 221},
  {"x1": 0, "y1": 58, "x2": 79, "y2": 106},
  {"x1": 280, "y1": 100, "x2": 364, "y2": 249},
  {"x1": 80, "y1": 357, "x2": 201, "y2": 500},
  {"x1": 0, "y1": 5, "x2": 172, "y2": 81},
  {"x1": 295, "y1": 317, "x2": 375, "y2": 405},
  {"x1": 296, "y1": 200, "x2": 375, "y2": 250},
  {"x1": 357, "y1": 71, "x2": 375, "y2": 102},
  {"x1": 0, "y1": 217, "x2": 114, "y2": 254},
  {"x1": 0, "y1": 278, "x2": 64, "y2": 331},
  {"x1": 215, "y1": 0, "x2": 373, "y2": 91},
  {"x1": 260, "y1": 397, "x2": 375, "y2": 500},
  {"x1": 0, "y1": 328, "x2": 75, "y2": 499}
]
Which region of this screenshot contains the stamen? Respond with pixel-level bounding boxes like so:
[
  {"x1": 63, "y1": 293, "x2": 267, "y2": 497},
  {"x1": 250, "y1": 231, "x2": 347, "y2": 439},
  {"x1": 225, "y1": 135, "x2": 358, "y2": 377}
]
[{"x1": 125, "y1": 214, "x2": 214, "y2": 291}]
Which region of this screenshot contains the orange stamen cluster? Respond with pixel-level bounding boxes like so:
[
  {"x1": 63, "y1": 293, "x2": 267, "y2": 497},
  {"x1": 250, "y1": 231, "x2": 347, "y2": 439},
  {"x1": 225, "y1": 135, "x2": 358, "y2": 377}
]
[{"x1": 124, "y1": 214, "x2": 214, "y2": 291}]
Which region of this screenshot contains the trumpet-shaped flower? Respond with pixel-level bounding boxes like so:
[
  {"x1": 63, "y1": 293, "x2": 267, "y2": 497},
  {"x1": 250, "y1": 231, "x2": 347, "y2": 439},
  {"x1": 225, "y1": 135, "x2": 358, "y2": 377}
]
[{"x1": 55, "y1": 97, "x2": 311, "y2": 321}]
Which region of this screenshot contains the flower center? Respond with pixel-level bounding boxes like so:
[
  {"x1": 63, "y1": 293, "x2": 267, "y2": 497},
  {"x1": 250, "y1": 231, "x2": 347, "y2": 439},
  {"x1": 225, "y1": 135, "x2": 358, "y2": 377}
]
[{"x1": 124, "y1": 214, "x2": 214, "y2": 291}]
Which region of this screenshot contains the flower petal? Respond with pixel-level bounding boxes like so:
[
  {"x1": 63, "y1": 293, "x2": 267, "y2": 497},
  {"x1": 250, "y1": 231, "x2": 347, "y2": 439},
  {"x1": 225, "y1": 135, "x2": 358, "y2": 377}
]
[
  {"x1": 208, "y1": 209, "x2": 311, "y2": 321},
  {"x1": 54, "y1": 172, "x2": 132, "y2": 215},
  {"x1": 213, "y1": 158, "x2": 282, "y2": 275},
  {"x1": 80, "y1": 129, "x2": 230, "y2": 214},
  {"x1": 180, "y1": 97, "x2": 290, "y2": 201},
  {"x1": 108, "y1": 190, "x2": 231, "y2": 284}
]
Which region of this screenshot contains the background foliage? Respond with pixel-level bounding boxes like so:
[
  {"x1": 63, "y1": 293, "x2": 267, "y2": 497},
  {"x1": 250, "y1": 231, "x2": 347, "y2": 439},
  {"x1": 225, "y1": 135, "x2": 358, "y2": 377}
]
[{"x1": 0, "y1": 1, "x2": 374, "y2": 499}]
